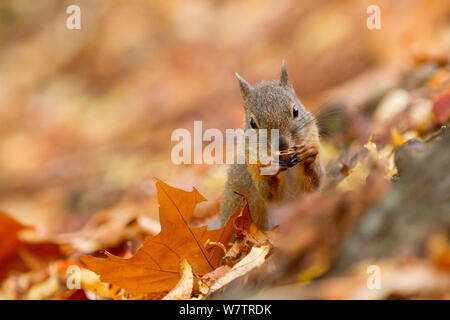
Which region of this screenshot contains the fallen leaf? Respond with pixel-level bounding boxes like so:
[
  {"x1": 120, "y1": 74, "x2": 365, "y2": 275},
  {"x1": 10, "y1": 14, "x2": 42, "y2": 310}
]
[
  {"x1": 433, "y1": 88, "x2": 450, "y2": 124},
  {"x1": 390, "y1": 128, "x2": 405, "y2": 148},
  {"x1": 202, "y1": 265, "x2": 232, "y2": 282},
  {"x1": 0, "y1": 212, "x2": 28, "y2": 263},
  {"x1": 205, "y1": 245, "x2": 270, "y2": 295},
  {"x1": 81, "y1": 179, "x2": 238, "y2": 295},
  {"x1": 199, "y1": 265, "x2": 231, "y2": 295},
  {"x1": 374, "y1": 89, "x2": 410, "y2": 123},
  {"x1": 78, "y1": 267, "x2": 121, "y2": 300},
  {"x1": 163, "y1": 259, "x2": 193, "y2": 300},
  {"x1": 234, "y1": 203, "x2": 282, "y2": 247},
  {"x1": 0, "y1": 212, "x2": 61, "y2": 280},
  {"x1": 336, "y1": 139, "x2": 388, "y2": 191},
  {"x1": 25, "y1": 267, "x2": 60, "y2": 300},
  {"x1": 23, "y1": 200, "x2": 155, "y2": 254},
  {"x1": 223, "y1": 242, "x2": 242, "y2": 260}
]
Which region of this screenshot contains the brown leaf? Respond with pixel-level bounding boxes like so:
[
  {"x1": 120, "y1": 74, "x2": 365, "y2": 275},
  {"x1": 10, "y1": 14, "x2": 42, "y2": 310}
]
[
  {"x1": 205, "y1": 245, "x2": 270, "y2": 296},
  {"x1": 81, "y1": 179, "x2": 238, "y2": 295},
  {"x1": 162, "y1": 259, "x2": 193, "y2": 300},
  {"x1": 234, "y1": 203, "x2": 282, "y2": 247},
  {"x1": 199, "y1": 265, "x2": 232, "y2": 295}
]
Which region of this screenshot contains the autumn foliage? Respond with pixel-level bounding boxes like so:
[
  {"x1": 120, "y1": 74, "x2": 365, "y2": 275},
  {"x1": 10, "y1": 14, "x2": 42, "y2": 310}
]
[
  {"x1": 81, "y1": 179, "x2": 239, "y2": 295},
  {"x1": 0, "y1": 0, "x2": 449, "y2": 300}
]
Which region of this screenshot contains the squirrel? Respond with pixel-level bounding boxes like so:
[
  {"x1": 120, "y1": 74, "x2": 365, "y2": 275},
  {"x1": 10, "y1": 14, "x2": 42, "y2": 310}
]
[{"x1": 219, "y1": 61, "x2": 323, "y2": 230}]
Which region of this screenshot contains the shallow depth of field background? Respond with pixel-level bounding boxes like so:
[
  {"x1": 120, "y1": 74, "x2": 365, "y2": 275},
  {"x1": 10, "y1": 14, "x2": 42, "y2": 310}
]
[{"x1": 0, "y1": 0, "x2": 448, "y2": 233}]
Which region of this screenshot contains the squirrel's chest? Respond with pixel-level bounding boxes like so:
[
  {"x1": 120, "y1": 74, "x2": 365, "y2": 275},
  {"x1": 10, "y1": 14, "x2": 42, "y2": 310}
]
[
  {"x1": 280, "y1": 168, "x2": 302, "y2": 201},
  {"x1": 263, "y1": 167, "x2": 301, "y2": 204},
  {"x1": 264, "y1": 168, "x2": 301, "y2": 228}
]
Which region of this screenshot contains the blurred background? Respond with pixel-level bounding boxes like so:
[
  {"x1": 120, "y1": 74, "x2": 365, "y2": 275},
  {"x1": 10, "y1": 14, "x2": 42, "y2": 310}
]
[{"x1": 0, "y1": 0, "x2": 448, "y2": 234}]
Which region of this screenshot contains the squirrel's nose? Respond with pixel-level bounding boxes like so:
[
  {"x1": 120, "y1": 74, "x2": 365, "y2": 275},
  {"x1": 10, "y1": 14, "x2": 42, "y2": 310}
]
[{"x1": 278, "y1": 135, "x2": 289, "y2": 151}]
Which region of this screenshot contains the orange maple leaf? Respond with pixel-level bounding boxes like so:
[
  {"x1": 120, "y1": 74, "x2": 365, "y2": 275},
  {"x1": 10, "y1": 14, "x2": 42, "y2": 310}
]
[{"x1": 81, "y1": 179, "x2": 239, "y2": 295}]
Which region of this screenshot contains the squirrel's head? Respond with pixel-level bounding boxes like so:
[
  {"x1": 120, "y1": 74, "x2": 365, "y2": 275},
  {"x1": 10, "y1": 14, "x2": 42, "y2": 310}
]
[{"x1": 236, "y1": 61, "x2": 317, "y2": 151}]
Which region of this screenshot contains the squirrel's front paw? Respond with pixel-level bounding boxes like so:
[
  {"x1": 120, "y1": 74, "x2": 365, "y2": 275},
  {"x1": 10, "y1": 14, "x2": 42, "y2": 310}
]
[
  {"x1": 259, "y1": 158, "x2": 288, "y2": 176},
  {"x1": 289, "y1": 145, "x2": 318, "y2": 166},
  {"x1": 268, "y1": 145, "x2": 318, "y2": 175},
  {"x1": 277, "y1": 152, "x2": 293, "y2": 171}
]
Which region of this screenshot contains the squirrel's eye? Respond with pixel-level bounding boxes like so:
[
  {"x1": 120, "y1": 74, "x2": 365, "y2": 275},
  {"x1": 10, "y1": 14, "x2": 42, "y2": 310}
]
[
  {"x1": 250, "y1": 118, "x2": 258, "y2": 129},
  {"x1": 293, "y1": 105, "x2": 299, "y2": 119}
]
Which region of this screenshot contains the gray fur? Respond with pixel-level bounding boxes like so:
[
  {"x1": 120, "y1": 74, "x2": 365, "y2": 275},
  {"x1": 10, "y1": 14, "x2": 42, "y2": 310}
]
[{"x1": 219, "y1": 62, "x2": 322, "y2": 230}]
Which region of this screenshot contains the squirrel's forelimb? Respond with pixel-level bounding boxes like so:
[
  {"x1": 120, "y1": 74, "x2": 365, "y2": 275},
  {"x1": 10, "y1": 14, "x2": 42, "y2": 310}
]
[{"x1": 293, "y1": 145, "x2": 323, "y2": 192}]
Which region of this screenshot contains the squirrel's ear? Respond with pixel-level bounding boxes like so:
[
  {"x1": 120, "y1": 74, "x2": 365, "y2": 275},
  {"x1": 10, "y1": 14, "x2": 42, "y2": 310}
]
[
  {"x1": 279, "y1": 60, "x2": 290, "y2": 87},
  {"x1": 235, "y1": 72, "x2": 251, "y2": 99}
]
